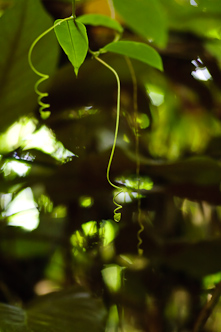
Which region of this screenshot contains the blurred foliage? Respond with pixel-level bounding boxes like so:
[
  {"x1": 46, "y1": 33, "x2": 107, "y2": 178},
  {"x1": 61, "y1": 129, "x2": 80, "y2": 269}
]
[{"x1": 1, "y1": 0, "x2": 221, "y2": 331}]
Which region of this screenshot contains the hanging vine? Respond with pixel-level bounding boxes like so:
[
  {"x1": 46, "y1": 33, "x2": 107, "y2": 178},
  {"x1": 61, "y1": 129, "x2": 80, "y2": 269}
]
[{"x1": 28, "y1": 1, "x2": 162, "y2": 223}]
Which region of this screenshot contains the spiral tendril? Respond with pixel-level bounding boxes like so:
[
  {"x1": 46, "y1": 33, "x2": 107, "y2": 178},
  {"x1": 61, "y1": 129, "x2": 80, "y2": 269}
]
[
  {"x1": 95, "y1": 56, "x2": 122, "y2": 222},
  {"x1": 28, "y1": 17, "x2": 73, "y2": 119},
  {"x1": 124, "y1": 56, "x2": 143, "y2": 255}
]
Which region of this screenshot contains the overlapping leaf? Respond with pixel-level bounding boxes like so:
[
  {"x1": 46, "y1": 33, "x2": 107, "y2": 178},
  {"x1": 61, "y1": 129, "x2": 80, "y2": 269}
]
[
  {"x1": 0, "y1": 288, "x2": 107, "y2": 332},
  {"x1": 102, "y1": 41, "x2": 163, "y2": 71},
  {"x1": 113, "y1": 0, "x2": 168, "y2": 47},
  {"x1": 0, "y1": 0, "x2": 59, "y2": 132},
  {"x1": 77, "y1": 14, "x2": 123, "y2": 33}
]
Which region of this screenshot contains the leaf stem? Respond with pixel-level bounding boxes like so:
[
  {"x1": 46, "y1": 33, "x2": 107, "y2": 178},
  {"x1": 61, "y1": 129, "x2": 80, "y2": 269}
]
[
  {"x1": 28, "y1": 16, "x2": 74, "y2": 118},
  {"x1": 72, "y1": 0, "x2": 76, "y2": 18}
]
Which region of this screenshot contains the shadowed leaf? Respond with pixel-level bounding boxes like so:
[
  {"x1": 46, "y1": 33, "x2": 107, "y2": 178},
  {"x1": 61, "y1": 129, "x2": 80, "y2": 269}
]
[
  {"x1": 0, "y1": 288, "x2": 107, "y2": 332},
  {"x1": 0, "y1": 0, "x2": 59, "y2": 131}
]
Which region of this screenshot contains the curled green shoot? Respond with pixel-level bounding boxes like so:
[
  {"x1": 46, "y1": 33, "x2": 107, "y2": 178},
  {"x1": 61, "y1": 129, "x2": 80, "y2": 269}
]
[
  {"x1": 28, "y1": 16, "x2": 74, "y2": 119},
  {"x1": 124, "y1": 56, "x2": 143, "y2": 255},
  {"x1": 95, "y1": 56, "x2": 122, "y2": 222}
]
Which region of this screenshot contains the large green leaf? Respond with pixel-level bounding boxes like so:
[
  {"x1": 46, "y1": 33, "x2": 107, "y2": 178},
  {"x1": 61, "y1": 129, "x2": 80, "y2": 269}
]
[
  {"x1": 0, "y1": 0, "x2": 59, "y2": 132},
  {"x1": 0, "y1": 288, "x2": 107, "y2": 332},
  {"x1": 102, "y1": 41, "x2": 163, "y2": 71},
  {"x1": 113, "y1": 0, "x2": 168, "y2": 47},
  {"x1": 77, "y1": 14, "x2": 123, "y2": 33},
  {"x1": 54, "y1": 18, "x2": 88, "y2": 76}
]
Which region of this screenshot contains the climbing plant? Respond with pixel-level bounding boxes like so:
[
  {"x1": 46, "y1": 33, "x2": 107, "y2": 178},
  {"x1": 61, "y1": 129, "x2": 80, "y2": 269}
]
[
  {"x1": 2, "y1": 0, "x2": 221, "y2": 331},
  {"x1": 28, "y1": 0, "x2": 163, "y2": 224}
]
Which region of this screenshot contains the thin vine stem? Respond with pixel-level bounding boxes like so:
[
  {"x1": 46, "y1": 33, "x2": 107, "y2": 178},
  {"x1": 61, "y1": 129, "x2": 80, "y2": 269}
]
[
  {"x1": 193, "y1": 282, "x2": 221, "y2": 332},
  {"x1": 72, "y1": 0, "x2": 76, "y2": 18},
  {"x1": 28, "y1": 16, "x2": 74, "y2": 118},
  {"x1": 95, "y1": 56, "x2": 122, "y2": 223},
  {"x1": 124, "y1": 56, "x2": 143, "y2": 255},
  {"x1": 107, "y1": 0, "x2": 115, "y2": 19}
]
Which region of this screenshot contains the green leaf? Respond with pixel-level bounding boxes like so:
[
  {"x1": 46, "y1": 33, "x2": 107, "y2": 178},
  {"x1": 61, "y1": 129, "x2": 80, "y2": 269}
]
[
  {"x1": 113, "y1": 0, "x2": 168, "y2": 47},
  {"x1": 102, "y1": 41, "x2": 163, "y2": 71},
  {"x1": 0, "y1": 288, "x2": 107, "y2": 332},
  {"x1": 0, "y1": 0, "x2": 59, "y2": 132},
  {"x1": 77, "y1": 14, "x2": 123, "y2": 33},
  {"x1": 54, "y1": 18, "x2": 88, "y2": 76}
]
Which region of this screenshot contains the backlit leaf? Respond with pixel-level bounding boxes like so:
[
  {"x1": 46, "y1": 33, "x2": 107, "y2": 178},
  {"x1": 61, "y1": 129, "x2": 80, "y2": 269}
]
[
  {"x1": 54, "y1": 18, "x2": 88, "y2": 76},
  {"x1": 113, "y1": 0, "x2": 167, "y2": 47},
  {"x1": 77, "y1": 14, "x2": 123, "y2": 33},
  {"x1": 102, "y1": 41, "x2": 163, "y2": 71}
]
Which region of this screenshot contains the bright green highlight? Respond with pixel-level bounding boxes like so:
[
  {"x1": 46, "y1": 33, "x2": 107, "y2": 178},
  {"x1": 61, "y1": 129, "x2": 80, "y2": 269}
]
[
  {"x1": 82, "y1": 221, "x2": 97, "y2": 237},
  {"x1": 102, "y1": 41, "x2": 163, "y2": 71},
  {"x1": 23, "y1": 125, "x2": 75, "y2": 163},
  {"x1": 79, "y1": 196, "x2": 94, "y2": 208},
  {"x1": 136, "y1": 113, "x2": 150, "y2": 129},
  {"x1": 102, "y1": 265, "x2": 123, "y2": 292},
  {"x1": 72, "y1": 220, "x2": 116, "y2": 247},
  {"x1": 5, "y1": 188, "x2": 39, "y2": 231},
  {"x1": 203, "y1": 272, "x2": 221, "y2": 289},
  {"x1": 0, "y1": 117, "x2": 36, "y2": 154},
  {"x1": 117, "y1": 175, "x2": 154, "y2": 191}
]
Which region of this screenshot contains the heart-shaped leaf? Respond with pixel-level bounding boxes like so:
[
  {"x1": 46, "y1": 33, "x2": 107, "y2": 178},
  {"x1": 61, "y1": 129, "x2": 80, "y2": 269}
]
[
  {"x1": 54, "y1": 18, "x2": 88, "y2": 76},
  {"x1": 102, "y1": 41, "x2": 163, "y2": 71},
  {"x1": 77, "y1": 14, "x2": 123, "y2": 33}
]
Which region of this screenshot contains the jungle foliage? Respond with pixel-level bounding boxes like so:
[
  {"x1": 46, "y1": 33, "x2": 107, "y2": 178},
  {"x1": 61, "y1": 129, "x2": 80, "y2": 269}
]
[{"x1": 1, "y1": 0, "x2": 221, "y2": 331}]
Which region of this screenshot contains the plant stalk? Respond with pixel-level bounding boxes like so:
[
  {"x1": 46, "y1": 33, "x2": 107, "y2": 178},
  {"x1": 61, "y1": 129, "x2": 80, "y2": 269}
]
[{"x1": 72, "y1": 0, "x2": 76, "y2": 18}]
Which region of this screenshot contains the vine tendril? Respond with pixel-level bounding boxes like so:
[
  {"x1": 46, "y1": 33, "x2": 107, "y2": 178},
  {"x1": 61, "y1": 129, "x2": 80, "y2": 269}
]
[
  {"x1": 95, "y1": 56, "x2": 122, "y2": 222},
  {"x1": 125, "y1": 56, "x2": 143, "y2": 255},
  {"x1": 28, "y1": 16, "x2": 73, "y2": 119}
]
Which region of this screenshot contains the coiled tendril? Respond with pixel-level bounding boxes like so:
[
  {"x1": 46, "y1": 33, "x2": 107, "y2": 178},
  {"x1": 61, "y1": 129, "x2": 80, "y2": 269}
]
[{"x1": 28, "y1": 17, "x2": 72, "y2": 119}]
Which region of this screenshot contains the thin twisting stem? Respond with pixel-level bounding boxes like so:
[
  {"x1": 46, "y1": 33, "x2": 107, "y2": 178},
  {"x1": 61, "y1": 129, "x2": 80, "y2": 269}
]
[
  {"x1": 125, "y1": 56, "x2": 143, "y2": 255},
  {"x1": 95, "y1": 56, "x2": 122, "y2": 222},
  {"x1": 28, "y1": 16, "x2": 73, "y2": 118},
  {"x1": 108, "y1": 0, "x2": 115, "y2": 19}
]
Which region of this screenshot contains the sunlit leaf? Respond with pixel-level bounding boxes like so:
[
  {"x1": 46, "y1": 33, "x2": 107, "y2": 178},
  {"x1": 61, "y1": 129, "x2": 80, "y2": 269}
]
[
  {"x1": 0, "y1": 0, "x2": 59, "y2": 132},
  {"x1": 54, "y1": 18, "x2": 88, "y2": 76},
  {"x1": 102, "y1": 41, "x2": 163, "y2": 71},
  {"x1": 113, "y1": 0, "x2": 167, "y2": 47},
  {"x1": 77, "y1": 14, "x2": 123, "y2": 33}
]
